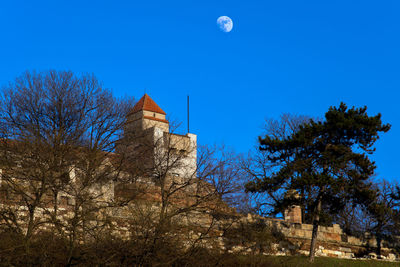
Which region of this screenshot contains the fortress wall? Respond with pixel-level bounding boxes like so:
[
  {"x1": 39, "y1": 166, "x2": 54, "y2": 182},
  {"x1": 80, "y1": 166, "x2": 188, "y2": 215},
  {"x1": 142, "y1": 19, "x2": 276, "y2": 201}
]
[
  {"x1": 240, "y1": 213, "x2": 400, "y2": 261},
  {"x1": 1, "y1": 199, "x2": 399, "y2": 262}
]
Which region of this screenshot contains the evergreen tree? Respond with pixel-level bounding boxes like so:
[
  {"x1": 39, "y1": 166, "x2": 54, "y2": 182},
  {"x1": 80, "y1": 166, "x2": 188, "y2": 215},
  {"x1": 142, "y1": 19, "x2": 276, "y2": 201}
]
[{"x1": 246, "y1": 103, "x2": 390, "y2": 262}]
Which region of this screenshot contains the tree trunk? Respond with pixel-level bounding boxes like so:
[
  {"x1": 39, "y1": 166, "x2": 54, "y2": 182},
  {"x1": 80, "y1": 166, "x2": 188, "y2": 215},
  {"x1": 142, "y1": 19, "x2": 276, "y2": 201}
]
[
  {"x1": 24, "y1": 207, "x2": 36, "y2": 257},
  {"x1": 66, "y1": 205, "x2": 79, "y2": 266},
  {"x1": 53, "y1": 191, "x2": 60, "y2": 233},
  {"x1": 376, "y1": 234, "x2": 382, "y2": 258},
  {"x1": 376, "y1": 223, "x2": 382, "y2": 258},
  {"x1": 309, "y1": 198, "x2": 322, "y2": 262}
]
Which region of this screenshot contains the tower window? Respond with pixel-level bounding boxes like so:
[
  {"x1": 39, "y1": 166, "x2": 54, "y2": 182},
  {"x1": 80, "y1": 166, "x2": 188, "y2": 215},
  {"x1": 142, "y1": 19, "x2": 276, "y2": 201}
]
[{"x1": 153, "y1": 113, "x2": 156, "y2": 117}]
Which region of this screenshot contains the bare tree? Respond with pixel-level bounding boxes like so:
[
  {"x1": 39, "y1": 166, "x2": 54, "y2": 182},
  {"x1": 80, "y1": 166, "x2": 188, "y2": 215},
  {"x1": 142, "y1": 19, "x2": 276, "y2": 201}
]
[
  {"x1": 334, "y1": 179, "x2": 400, "y2": 257},
  {"x1": 0, "y1": 75, "x2": 245, "y2": 265},
  {"x1": 114, "y1": 113, "x2": 243, "y2": 265},
  {"x1": 0, "y1": 70, "x2": 133, "y2": 263},
  {"x1": 241, "y1": 114, "x2": 312, "y2": 217},
  {"x1": 366, "y1": 180, "x2": 400, "y2": 256}
]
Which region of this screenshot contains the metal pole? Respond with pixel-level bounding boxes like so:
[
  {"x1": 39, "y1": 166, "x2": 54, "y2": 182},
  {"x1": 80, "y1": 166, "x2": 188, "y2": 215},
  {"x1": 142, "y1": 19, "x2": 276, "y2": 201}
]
[{"x1": 187, "y1": 95, "x2": 190, "y2": 133}]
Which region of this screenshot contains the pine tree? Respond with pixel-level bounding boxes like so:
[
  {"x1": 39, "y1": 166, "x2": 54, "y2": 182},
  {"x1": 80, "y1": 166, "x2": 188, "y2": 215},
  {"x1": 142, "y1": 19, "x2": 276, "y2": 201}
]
[{"x1": 246, "y1": 103, "x2": 390, "y2": 262}]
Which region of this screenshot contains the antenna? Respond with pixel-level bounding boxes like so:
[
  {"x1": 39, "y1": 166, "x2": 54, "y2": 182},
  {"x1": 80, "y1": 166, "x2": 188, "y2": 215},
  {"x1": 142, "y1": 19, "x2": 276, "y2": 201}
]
[{"x1": 187, "y1": 95, "x2": 190, "y2": 133}]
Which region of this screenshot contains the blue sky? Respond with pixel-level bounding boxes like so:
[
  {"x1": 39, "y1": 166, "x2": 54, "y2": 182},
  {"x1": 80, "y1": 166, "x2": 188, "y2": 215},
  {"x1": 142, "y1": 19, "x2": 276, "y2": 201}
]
[{"x1": 0, "y1": 0, "x2": 399, "y2": 182}]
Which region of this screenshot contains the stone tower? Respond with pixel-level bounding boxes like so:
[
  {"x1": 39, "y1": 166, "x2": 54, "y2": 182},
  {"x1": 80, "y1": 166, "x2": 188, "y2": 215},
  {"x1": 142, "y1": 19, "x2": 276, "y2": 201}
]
[
  {"x1": 284, "y1": 190, "x2": 302, "y2": 224},
  {"x1": 122, "y1": 94, "x2": 197, "y2": 180}
]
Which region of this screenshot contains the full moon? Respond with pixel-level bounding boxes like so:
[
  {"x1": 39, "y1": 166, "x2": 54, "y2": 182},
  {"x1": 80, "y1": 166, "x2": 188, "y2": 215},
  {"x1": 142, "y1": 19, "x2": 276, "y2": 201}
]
[{"x1": 217, "y1": 16, "x2": 233, "y2": 33}]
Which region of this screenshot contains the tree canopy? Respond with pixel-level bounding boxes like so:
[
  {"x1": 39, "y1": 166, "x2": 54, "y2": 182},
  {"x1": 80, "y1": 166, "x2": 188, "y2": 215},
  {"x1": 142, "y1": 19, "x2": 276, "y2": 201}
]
[{"x1": 245, "y1": 103, "x2": 390, "y2": 262}]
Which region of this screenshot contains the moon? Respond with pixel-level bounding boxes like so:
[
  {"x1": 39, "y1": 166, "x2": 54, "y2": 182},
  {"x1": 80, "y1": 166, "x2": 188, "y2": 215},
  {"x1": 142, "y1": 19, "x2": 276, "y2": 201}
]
[{"x1": 217, "y1": 16, "x2": 233, "y2": 33}]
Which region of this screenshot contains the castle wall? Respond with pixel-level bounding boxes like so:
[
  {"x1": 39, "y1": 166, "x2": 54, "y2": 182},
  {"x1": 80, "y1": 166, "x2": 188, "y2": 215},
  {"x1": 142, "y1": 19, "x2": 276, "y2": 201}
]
[{"x1": 239, "y1": 214, "x2": 400, "y2": 261}]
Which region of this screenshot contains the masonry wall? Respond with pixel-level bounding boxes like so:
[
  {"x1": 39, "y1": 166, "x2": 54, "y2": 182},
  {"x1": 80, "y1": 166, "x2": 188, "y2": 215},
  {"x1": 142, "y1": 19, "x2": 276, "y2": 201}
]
[
  {"x1": 1, "y1": 187, "x2": 400, "y2": 263},
  {"x1": 237, "y1": 213, "x2": 400, "y2": 261}
]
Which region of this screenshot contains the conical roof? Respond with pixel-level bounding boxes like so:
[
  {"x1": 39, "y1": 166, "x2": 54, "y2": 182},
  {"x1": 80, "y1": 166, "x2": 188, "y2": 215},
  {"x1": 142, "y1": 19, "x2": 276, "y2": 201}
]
[{"x1": 131, "y1": 94, "x2": 166, "y2": 115}]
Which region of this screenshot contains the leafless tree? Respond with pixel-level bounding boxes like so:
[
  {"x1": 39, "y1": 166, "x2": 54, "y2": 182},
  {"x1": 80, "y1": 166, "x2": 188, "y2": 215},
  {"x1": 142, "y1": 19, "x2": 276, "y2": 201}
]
[
  {"x1": 113, "y1": 118, "x2": 245, "y2": 265},
  {"x1": 241, "y1": 114, "x2": 312, "y2": 217},
  {"x1": 0, "y1": 70, "x2": 247, "y2": 265},
  {"x1": 333, "y1": 179, "x2": 400, "y2": 257},
  {"x1": 0, "y1": 70, "x2": 133, "y2": 263}
]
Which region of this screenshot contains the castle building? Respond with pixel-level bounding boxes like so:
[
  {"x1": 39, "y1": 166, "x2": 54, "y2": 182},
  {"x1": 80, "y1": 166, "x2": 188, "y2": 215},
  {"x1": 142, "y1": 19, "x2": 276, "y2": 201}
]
[
  {"x1": 122, "y1": 94, "x2": 197, "y2": 180},
  {"x1": 0, "y1": 94, "x2": 198, "y2": 209}
]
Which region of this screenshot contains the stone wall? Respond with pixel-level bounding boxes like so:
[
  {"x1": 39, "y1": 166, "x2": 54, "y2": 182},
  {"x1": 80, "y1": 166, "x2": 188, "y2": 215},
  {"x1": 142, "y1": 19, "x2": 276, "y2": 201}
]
[
  {"x1": 240, "y1": 213, "x2": 400, "y2": 261},
  {"x1": 1, "y1": 192, "x2": 399, "y2": 262}
]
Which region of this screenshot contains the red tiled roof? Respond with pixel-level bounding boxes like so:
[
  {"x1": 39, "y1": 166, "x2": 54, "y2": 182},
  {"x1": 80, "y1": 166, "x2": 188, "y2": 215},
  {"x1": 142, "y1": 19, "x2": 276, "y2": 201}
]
[{"x1": 131, "y1": 94, "x2": 166, "y2": 115}]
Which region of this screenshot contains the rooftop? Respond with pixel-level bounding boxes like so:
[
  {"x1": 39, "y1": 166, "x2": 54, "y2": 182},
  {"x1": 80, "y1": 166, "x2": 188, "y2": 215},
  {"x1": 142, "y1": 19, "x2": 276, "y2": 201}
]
[{"x1": 131, "y1": 94, "x2": 166, "y2": 115}]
